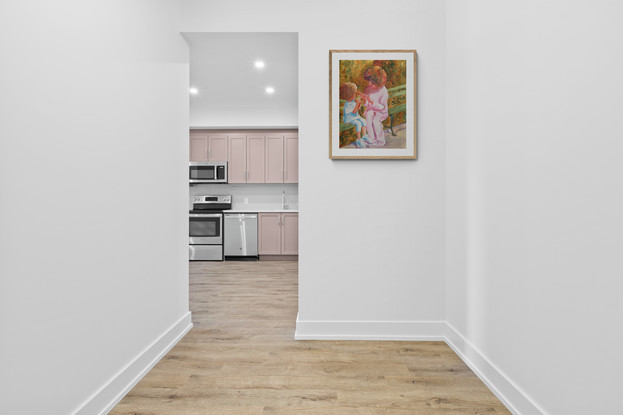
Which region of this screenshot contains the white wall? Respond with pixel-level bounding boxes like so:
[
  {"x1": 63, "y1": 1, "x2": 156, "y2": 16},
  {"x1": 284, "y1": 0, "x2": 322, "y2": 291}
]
[
  {"x1": 445, "y1": 1, "x2": 623, "y2": 414},
  {"x1": 180, "y1": 0, "x2": 448, "y2": 339},
  {"x1": 0, "y1": 1, "x2": 190, "y2": 414}
]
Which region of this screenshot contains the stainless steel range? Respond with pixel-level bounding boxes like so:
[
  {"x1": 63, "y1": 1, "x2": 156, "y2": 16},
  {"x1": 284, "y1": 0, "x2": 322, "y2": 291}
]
[{"x1": 189, "y1": 195, "x2": 231, "y2": 261}]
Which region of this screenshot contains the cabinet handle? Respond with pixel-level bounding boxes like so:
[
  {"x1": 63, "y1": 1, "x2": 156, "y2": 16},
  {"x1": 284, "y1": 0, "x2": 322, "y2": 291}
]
[{"x1": 206, "y1": 148, "x2": 209, "y2": 159}]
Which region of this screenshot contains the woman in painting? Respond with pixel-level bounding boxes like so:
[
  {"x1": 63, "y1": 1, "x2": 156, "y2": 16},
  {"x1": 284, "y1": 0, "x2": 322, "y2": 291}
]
[{"x1": 363, "y1": 66, "x2": 389, "y2": 147}]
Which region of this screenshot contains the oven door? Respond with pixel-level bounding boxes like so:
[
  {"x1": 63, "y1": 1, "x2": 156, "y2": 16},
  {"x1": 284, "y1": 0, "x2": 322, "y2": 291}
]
[{"x1": 189, "y1": 213, "x2": 223, "y2": 244}]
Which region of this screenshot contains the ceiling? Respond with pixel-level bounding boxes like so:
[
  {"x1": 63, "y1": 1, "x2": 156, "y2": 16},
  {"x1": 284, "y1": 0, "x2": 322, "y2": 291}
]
[{"x1": 182, "y1": 32, "x2": 298, "y2": 126}]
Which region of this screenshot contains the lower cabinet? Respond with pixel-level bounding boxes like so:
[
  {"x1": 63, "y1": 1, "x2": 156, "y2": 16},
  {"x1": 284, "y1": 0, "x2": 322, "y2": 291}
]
[
  {"x1": 280, "y1": 213, "x2": 299, "y2": 255},
  {"x1": 258, "y1": 212, "x2": 298, "y2": 256}
]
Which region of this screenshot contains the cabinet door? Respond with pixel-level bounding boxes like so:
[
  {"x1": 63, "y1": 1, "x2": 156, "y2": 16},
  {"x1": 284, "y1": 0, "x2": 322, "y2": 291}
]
[
  {"x1": 258, "y1": 213, "x2": 282, "y2": 255},
  {"x1": 246, "y1": 135, "x2": 266, "y2": 183},
  {"x1": 281, "y1": 213, "x2": 299, "y2": 255},
  {"x1": 228, "y1": 134, "x2": 247, "y2": 183},
  {"x1": 190, "y1": 133, "x2": 208, "y2": 161},
  {"x1": 208, "y1": 135, "x2": 228, "y2": 162},
  {"x1": 284, "y1": 134, "x2": 298, "y2": 183},
  {"x1": 265, "y1": 135, "x2": 284, "y2": 183}
]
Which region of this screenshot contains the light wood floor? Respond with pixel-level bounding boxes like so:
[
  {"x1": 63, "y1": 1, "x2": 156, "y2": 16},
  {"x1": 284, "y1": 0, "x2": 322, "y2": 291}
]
[{"x1": 110, "y1": 261, "x2": 510, "y2": 414}]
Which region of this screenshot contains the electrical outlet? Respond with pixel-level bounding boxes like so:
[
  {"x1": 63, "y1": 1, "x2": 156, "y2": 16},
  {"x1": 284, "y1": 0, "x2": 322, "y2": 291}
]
[{"x1": 244, "y1": 198, "x2": 249, "y2": 204}]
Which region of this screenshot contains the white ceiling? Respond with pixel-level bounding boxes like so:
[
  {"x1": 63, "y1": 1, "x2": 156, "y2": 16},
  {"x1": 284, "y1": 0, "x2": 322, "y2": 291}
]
[{"x1": 183, "y1": 32, "x2": 298, "y2": 127}]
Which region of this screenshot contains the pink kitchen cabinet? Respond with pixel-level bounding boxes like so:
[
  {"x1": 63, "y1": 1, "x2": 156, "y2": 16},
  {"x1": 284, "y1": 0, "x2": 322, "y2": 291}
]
[
  {"x1": 207, "y1": 135, "x2": 228, "y2": 162},
  {"x1": 228, "y1": 134, "x2": 247, "y2": 183},
  {"x1": 258, "y1": 213, "x2": 282, "y2": 255},
  {"x1": 190, "y1": 130, "x2": 298, "y2": 184},
  {"x1": 265, "y1": 133, "x2": 298, "y2": 183},
  {"x1": 258, "y1": 212, "x2": 298, "y2": 256},
  {"x1": 284, "y1": 134, "x2": 298, "y2": 183},
  {"x1": 189, "y1": 132, "x2": 228, "y2": 162},
  {"x1": 190, "y1": 132, "x2": 208, "y2": 161},
  {"x1": 281, "y1": 213, "x2": 299, "y2": 255},
  {"x1": 246, "y1": 134, "x2": 266, "y2": 183},
  {"x1": 231, "y1": 134, "x2": 265, "y2": 183},
  {"x1": 266, "y1": 134, "x2": 285, "y2": 183}
]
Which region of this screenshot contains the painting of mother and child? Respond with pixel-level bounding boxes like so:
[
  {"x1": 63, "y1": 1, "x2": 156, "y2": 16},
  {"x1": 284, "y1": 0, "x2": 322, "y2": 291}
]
[{"x1": 339, "y1": 59, "x2": 408, "y2": 150}]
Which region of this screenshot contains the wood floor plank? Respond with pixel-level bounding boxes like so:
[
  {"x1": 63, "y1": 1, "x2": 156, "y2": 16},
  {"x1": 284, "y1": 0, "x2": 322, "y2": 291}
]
[{"x1": 109, "y1": 261, "x2": 510, "y2": 414}]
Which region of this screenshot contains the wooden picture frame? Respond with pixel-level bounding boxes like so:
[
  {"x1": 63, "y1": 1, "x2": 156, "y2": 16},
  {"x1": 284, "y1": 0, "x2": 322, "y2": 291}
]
[{"x1": 329, "y1": 49, "x2": 417, "y2": 159}]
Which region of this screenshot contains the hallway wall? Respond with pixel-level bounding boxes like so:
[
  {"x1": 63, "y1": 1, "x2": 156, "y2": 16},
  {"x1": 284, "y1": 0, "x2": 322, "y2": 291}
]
[
  {"x1": 180, "y1": 0, "x2": 448, "y2": 338},
  {"x1": 445, "y1": 1, "x2": 623, "y2": 414},
  {"x1": 0, "y1": 1, "x2": 190, "y2": 413}
]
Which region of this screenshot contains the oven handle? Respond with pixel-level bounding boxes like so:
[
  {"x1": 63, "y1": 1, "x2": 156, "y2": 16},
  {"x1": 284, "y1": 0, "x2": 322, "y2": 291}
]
[{"x1": 190, "y1": 213, "x2": 223, "y2": 218}]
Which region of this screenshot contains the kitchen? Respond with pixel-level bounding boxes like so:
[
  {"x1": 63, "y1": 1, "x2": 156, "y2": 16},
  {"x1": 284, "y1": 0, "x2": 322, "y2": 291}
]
[{"x1": 184, "y1": 32, "x2": 299, "y2": 263}]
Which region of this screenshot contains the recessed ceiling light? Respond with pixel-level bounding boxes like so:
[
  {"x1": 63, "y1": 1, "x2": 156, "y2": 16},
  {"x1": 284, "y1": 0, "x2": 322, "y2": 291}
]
[
  {"x1": 189, "y1": 87, "x2": 199, "y2": 95},
  {"x1": 265, "y1": 86, "x2": 275, "y2": 94},
  {"x1": 254, "y1": 60, "x2": 265, "y2": 69}
]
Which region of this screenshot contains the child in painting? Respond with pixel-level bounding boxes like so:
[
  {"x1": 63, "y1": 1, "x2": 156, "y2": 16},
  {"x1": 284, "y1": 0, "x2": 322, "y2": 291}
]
[
  {"x1": 340, "y1": 82, "x2": 370, "y2": 148},
  {"x1": 363, "y1": 66, "x2": 389, "y2": 147}
]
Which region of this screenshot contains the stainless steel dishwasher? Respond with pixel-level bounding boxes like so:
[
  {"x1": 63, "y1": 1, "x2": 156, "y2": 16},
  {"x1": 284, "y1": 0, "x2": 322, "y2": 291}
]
[{"x1": 224, "y1": 213, "x2": 258, "y2": 259}]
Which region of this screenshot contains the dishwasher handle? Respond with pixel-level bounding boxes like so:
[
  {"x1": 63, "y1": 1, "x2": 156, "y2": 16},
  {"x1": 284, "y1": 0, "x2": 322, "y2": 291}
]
[{"x1": 225, "y1": 213, "x2": 257, "y2": 219}]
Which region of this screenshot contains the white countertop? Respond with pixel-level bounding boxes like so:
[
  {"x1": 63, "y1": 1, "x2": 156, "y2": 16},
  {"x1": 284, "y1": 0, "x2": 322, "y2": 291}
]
[
  {"x1": 225, "y1": 208, "x2": 299, "y2": 213},
  {"x1": 224, "y1": 204, "x2": 298, "y2": 213}
]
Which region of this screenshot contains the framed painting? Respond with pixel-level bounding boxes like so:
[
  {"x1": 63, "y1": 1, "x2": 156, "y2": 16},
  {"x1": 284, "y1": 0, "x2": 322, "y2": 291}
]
[{"x1": 329, "y1": 49, "x2": 417, "y2": 159}]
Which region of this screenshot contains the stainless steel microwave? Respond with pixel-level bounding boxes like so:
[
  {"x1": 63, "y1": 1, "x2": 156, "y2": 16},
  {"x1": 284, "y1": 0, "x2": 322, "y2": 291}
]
[{"x1": 189, "y1": 161, "x2": 228, "y2": 184}]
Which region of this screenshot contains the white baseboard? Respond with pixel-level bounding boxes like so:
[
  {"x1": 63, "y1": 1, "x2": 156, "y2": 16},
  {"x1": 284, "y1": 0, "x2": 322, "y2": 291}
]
[
  {"x1": 72, "y1": 312, "x2": 193, "y2": 415},
  {"x1": 295, "y1": 314, "x2": 446, "y2": 341},
  {"x1": 444, "y1": 323, "x2": 546, "y2": 415}
]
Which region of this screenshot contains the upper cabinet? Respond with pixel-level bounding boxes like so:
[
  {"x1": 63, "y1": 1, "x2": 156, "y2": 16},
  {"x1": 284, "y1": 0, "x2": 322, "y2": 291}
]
[
  {"x1": 229, "y1": 134, "x2": 266, "y2": 183},
  {"x1": 189, "y1": 132, "x2": 228, "y2": 162},
  {"x1": 228, "y1": 134, "x2": 247, "y2": 183},
  {"x1": 246, "y1": 134, "x2": 266, "y2": 183},
  {"x1": 284, "y1": 133, "x2": 298, "y2": 183},
  {"x1": 266, "y1": 134, "x2": 285, "y2": 183},
  {"x1": 266, "y1": 132, "x2": 298, "y2": 183},
  {"x1": 190, "y1": 133, "x2": 208, "y2": 161},
  {"x1": 208, "y1": 135, "x2": 228, "y2": 161},
  {"x1": 190, "y1": 130, "x2": 298, "y2": 184}
]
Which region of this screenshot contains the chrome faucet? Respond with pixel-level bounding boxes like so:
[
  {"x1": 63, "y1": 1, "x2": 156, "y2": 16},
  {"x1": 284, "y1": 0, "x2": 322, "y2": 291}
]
[{"x1": 281, "y1": 190, "x2": 287, "y2": 210}]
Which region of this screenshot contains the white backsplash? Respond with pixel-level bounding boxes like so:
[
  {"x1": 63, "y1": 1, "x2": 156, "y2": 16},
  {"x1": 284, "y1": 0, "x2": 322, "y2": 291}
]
[{"x1": 189, "y1": 183, "x2": 298, "y2": 210}]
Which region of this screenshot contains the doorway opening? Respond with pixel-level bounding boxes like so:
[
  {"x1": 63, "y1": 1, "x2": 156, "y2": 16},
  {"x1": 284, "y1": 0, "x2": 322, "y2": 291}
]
[{"x1": 183, "y1": 31, "x2": 300, "y2": 332}]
